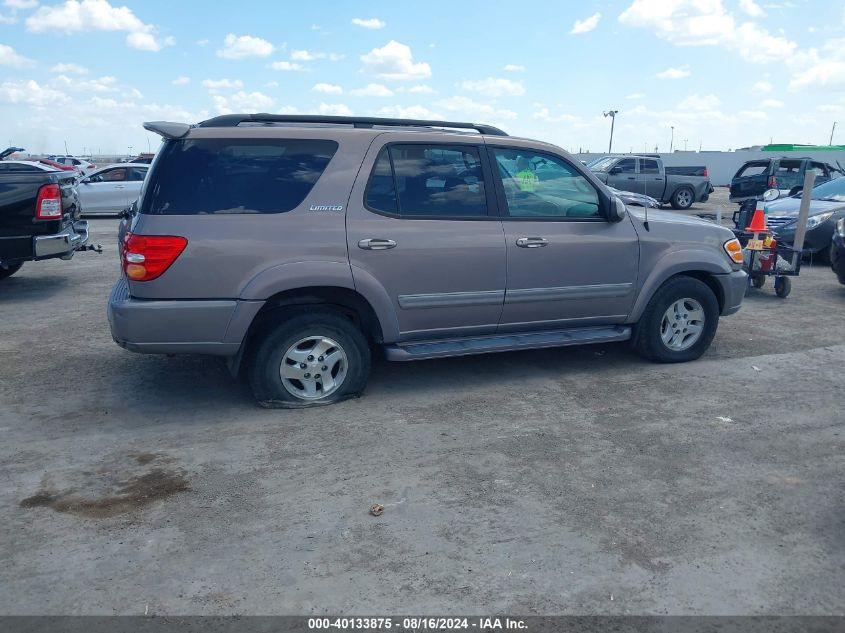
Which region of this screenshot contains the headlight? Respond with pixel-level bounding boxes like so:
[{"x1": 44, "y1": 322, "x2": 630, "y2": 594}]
[
  {"x1": 837, "y1": 217, "x2": 845, "y2": 237},
  {"x1": 806, "y1": 212, "x2": 834, "y2": 229},
  {"x1": 723, "y1": 238, "x2": 744, "y2": 264}
]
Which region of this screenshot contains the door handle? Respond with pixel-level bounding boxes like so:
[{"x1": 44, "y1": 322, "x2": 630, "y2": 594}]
[
  {"x1": 358, "y1": 238, "x2": 397, "y2": 250},
  {"x1": 627, "y1": 176, "x2": 635, "y2": 180},
  {"x1": 114, "y1": 185, "x2": 126, "y2": 189},
  {"x1": 516, "y1": 237, "x2": 548, "y2": 248}
]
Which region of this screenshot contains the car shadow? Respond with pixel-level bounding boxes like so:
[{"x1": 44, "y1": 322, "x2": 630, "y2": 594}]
[{"x1": 0, "y1": 275, "x2": 68, "y2": 302}]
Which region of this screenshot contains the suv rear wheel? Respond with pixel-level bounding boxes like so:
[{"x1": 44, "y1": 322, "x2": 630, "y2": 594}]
[
  {"x1": 249, "y1": 310, "x2": 371, "y2": 408},
  {"x1": 633, "y1": 276, "x2": 719, "y2": 363}
]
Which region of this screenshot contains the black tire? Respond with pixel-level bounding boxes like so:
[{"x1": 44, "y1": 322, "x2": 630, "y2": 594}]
[
  {"x1": 671, "y1": 186, "x2": 695, "y2": 210},
  {"x1": 751, "y1": 275, "x2": 766, "y2": 289},
  {"x1": 632, "y1": 276, "x2": 720, "y2": 363},
  {"x1": 248, "y1": 310, "x2": 371, "y2": 408},
  {"x1": 0, "y1": 262, "x2": 23, "y2": 280},
  {"x1": 774, "y1": 276, "x2": 792, "y2": 298}
]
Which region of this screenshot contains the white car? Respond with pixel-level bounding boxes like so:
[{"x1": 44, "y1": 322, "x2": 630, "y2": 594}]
[
  {"x1": 50, "y1": 155, "x2": 98, "y2": 175},
  {"x1": 79, "y1": 163, "x2": 149, "y2": 216},
  {"x1": 0, "y1": 160, "x2": 65, "y2": 173}
]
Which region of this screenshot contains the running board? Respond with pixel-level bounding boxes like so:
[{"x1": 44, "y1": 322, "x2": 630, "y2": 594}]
[{"x1": 384, "y1": 325, "x2": 631, "y2": 361}]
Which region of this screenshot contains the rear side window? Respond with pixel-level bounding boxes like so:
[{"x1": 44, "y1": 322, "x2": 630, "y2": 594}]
[
  {"x1": 639, "y1": 159, "x2": 660, "y2": 174},
  {"x1": 141, "y1": 138, "x2": 338, "y2": 215},
  {"x1": 365, "y1": 144, "x2": 488, "y2": 217},
  {"x1": 736, "y1": 162, "x2": 768, "y2": 177}
]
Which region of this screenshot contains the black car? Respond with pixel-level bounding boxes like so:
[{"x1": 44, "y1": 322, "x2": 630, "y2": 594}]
[
  {"x1": 832, "y1": 218, "x2": 845, "y2": 285},
  {"x1": 730, "y1": 157, "x2": 844, "y2": 203}
]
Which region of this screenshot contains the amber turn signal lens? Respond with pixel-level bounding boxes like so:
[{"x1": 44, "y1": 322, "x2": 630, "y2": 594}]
[{"x1": 723, "y1": 238, "x2": 744, "y2": 264}]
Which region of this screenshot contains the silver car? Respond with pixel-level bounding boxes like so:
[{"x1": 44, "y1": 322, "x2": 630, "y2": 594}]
[
  {"x1": 79, "y1": 163, "x2": 148, "y2": 216},
  {"x1": 108, "y1": 114, "x2": 747, "y2": 407}
]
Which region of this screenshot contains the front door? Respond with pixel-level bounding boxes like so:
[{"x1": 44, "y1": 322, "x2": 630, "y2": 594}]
[
  {"x1": 82, "y1": 166, "x2": 130, "y2": 214},
  {"x1": 605, "y1": 157, "x2": 637, "y2": 192},
  {"x1": 488, "y1": 146, "x2": 640, "y2": 331},
  {"x1": 346, "y1": 140, "x2": 506, "y2": 341}
]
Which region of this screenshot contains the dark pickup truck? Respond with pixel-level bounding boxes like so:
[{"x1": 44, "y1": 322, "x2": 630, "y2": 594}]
[
  {"x1": 0, "y1": 150, "x2": 93, "y2": 281},
  {"x1": 589, "y1": 155, "x2": 713, "y2": 210}
]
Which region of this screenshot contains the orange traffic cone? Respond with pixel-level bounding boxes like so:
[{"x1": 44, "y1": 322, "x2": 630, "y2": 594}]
[{"x1": 745, "y1": 202, "x2": 769, "y2": 233}]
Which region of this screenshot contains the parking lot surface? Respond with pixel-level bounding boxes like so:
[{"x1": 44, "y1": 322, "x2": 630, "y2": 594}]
[{"x1": 1, "y1": 218, "x2": 843, "y2": 615}]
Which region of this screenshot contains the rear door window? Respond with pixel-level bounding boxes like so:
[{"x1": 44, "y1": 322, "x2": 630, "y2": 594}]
[
  {"x1": 736, "y1": 162, "x2": 769, "y2": 177},
  {"x1": 365, "y1": 144, "x2": 489, "y2": 218},
  {"x1": 639, "y1": 159, "x2": 660, "y2": 174},
  {"x1": 141, "y1": 138, "x2": 338, "y2": 215}
]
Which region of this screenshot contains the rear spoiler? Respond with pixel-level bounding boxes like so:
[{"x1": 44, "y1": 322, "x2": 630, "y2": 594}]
[{"x1": 143, "y1": 122, "x2": 191, "y2": 139}]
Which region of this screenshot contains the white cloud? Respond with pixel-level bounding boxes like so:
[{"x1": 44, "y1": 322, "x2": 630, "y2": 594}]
[
  {"x1": 788, "y1": 39, "x2": 845, "y2": 91},
  {"x1": 460, "y1": 77, "x2": 525, "y2": 97},
  {"x1": 761, "y1": 98, "x2": 784, "y2": 108},
  {"x1": 352, "y1": 17, "x2": 385, "y2": 29},
  {"x1": 196, "y1": 38, "x2": 209, "y2": 46},
  {"x1": 270, "y1": 61, "x2": 304, "y2": 71},
  {"x1": 202, "y1": 78, "x2": 244, "y2": 91},
  {"x1": 291, "y1": 49, "x2": 343, "y2": 62},
  {"x1": 4, "y1": 0, "x2": 38, "y2": 9},
  {"x1": 626, "y1": 92, "x2": 645, "y2": 100},
  {"x1": 0, "y1": 13, "x2": 16, "y2": 23},
  {"x1": 315, "y1": 102, "x2": 353, "y2": 116},
  {"x1": 217, "y1": 33, "x2": 275, "y2": 59},
  {"x1": 677, "y1": 93, "x2": 721, "y2": 112},
  {"x1": 51, "y1": 62, "x2": 88, "y2": 74},
  {"x1": 264, "y1": 81, "x2": 279, "y2": 88},
  {"x1": 213, "y1": 90, "x2": 274, "y2": 114},
  {"x1": 349, "y1": 83, "x2": 393, "y2": 97},
  {"x1": 533, "y1": 107, "x2": 579, "y2": 123},
  {"x1": 312, "y1": 82, "x2": 343, "y2": 94},
  {"x1": 278, "y1": 105, "x2": 299, "y2": 114},
  {"x1": 656, "y1": 66, "x2": 691, "y2": 79},
  {"x1": 503, "y1": 64, "x2": 525, "y2": 72},
  {"x1": 25, "y1": 0, "x2": 172, "y2": 52},
  {"x1": 53, "y1": 74, "x2": 117, "y2": 92},
  {"x1": 738, "y1": 109, "x2": 768, "y2": 120},
  {"x1": 0, "y1": 79, "x2": 68, "y2": 106},
  {"x1": 361, "y1": 40, "x2": 431, "y2": 80},
  {"x1": 437, "y1": 96, "x2": 518, "y2": 120},
  {"x1": 376, "y1": 105, "x2": 443, "y2": 119},
  {"x1": 570, "y1": 12, "x2": 601, "y2": 34},
  {"x1": 0, "y1": 43, "x2": 34, "y2": 67},
  {"x1": 407, "y1": 84, "x2": 436, "y2": 94},
  {"x1": 171, "y1": 76, "x2": 190, "y2": 86},
  {"x1": 752, "y1": 80, "x2": 773, "y2": 92},
  {"x1": 618, "y1": 0, "x2": 795, "y2": 63},
  {"x1": 739, "y1": 0, "x2": 765, "y2": 17}
]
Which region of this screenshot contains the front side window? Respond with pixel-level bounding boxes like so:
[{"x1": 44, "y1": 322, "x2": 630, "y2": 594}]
[
  {"x1": 141, "y1": 138, "x2": 338, "y2": 215},
  {"x1": 614, "y1": 158, "x2": 636, "y2": 174},
  {"x1": 492, "y1": 149, "x2": 601, "y2": 219},
  {"x1": 365, "y1": 144, "x2": 488, "y2": 217}
]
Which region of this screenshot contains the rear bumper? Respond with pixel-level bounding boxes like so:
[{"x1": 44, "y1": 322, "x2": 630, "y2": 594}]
[
  {"x1": 715, "y1": 270, "x2": 748, "y2": 316},
  {"x1": 34, "y1": 220, "x2": 89, "y2": 259},
  {"x1": 107, "y1": 277, "x2": 264, "y2": 356}
]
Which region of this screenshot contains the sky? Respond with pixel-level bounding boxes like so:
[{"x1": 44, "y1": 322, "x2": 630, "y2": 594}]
[{"x1": 1, "y1": 0, "x2": 844, "y2": 156}]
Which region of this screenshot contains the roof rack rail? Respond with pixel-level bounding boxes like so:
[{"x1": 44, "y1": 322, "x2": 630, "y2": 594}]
[{"x1": 195, "y1": 114, "x2": 508, "y2": 136}]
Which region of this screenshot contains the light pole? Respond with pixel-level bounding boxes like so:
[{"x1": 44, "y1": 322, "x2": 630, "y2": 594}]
[
  {"x1": 670, "y1": 126, "x2": 674, "y2": 153},
  {"x1": 831, "y1": 122, "x2": 838, "y2": 146},
  {"x1": 603, "y1": 110, "x2": 619, "y2": 153}
]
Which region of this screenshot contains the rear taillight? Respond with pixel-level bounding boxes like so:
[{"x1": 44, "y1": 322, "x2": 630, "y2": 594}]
[
  {"x1": 703, "y1": 167, "x2": 708, "y2": 178},
  {"x1": 35, "y1": 183, "x2": 62, "y2": 219},
  {"x1": 122, "y1": 232, "x2": 187, "y2": 282},
  {"x1": 768, "y1": 176, "x2": 777, "y2": 189}
]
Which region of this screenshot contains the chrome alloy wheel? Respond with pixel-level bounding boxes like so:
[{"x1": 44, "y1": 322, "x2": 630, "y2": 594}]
[
  {"x1": 660, "y1": 298, "x2": 705, "y2": 351},
  {"x1": 280, "y1": 336, "x2": 348, "y2": 400},
  {"x1": 675, "y1": 189, "x2": 693, "y2": 208}
]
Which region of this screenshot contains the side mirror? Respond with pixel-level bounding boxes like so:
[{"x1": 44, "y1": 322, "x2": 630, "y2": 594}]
[
  {"x1": 762, "y1": 188, "x2": 780, "y2": 202},
  {"x1": 609, "y1": 196, "x2": 627, "y2": 222},
  {"x1": 81, "y1": 178, "x2": 91, "y2": 184},
  {"x1": 609, "y1": 166, "x2": 622, "y2": 175}
]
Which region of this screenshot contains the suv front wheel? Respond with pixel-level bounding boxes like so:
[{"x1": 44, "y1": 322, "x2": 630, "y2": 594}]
[
  {"x1": 633, "y1": 276, "x2": 719, "y2": 363},
  {"x1": 249, "y1": 310, "x2": 371, "y2": 408}
]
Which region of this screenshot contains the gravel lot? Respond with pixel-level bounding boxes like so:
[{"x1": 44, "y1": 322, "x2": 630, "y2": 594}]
[{"x1": 1, "y1": 216, "x2": 843, "y2": 616}]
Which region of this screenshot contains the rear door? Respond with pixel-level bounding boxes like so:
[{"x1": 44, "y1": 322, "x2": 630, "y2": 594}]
[
  {"x1": 489, "y1": 146, "x2": 639, "y2": 330},
  {"x1": 346, "y1": 137, "x2": 507, "y2": 341},
  {"x1": 731, "y1": 160, "x2": 770, "y2": 198},
  {"x1": 636, "y1": 157, "x2": 664, "y2": 199},
  {"x1": 605, "y1": 157, "x2": 637, "y2": 192}
]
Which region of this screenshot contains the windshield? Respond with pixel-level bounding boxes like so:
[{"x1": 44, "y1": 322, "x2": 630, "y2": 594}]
[
  {"x1": 800, "y1": 177, "x2": 845, "y2": 202},
  {"x1": 589, "y1": 157, "x2": 618, "y2": 172}
]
